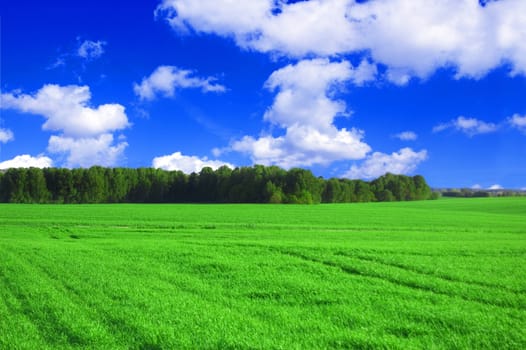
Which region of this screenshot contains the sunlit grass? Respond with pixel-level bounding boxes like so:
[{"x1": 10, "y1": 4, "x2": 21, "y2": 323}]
[{"x1": 1, "y1": 198, "x2": 525, "y2": 349}]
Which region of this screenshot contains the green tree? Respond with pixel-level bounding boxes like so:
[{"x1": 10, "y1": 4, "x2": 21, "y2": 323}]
[
  {"x1": 166, "y1": 170, "x2": 187, "y2": 202},
  {"x1": 323, "y1": 178, "x2": 343, "y2": 203},
  {"x1": 0, "y1": 165, "x2": 435, "y2": 204},
  {"x1": 413, "y1": 175, "x2": 432, "y2": 200},
  {"x1": 215, "y1": 166, "x2": 232, "y2": 202},
  {"x1": 0, "y1": 169, "x2": 26, "y2": 203},
  {"x1": 377, "y1": 189, "x2": 395, "y2": 202},
  {"x1": 0, "y1": 169, "x2": 28, "y2": 203},
  {"x1": 354, "y1": 180, "x2": 375, "y2": 202},
  {"x1": 26, "y1": 168, "x2": 50, "y2": 203},
  {"x1": 85, "y1": 166, "x2": 108, "y2": 203},
  {"x1": 264, "y1": 180, "x2": 283, "y2": 203},
  {"x1": 107, "y1": 168, "x2": 129, "y2": 203},
  {"x1": 198, "y1": 167, "x2": 217, "y2": 202}
]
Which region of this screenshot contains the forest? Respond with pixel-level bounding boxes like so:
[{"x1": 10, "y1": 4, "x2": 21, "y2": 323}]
[{"x1": 0, "y1": 165, "x2": 436, "y2": 204}]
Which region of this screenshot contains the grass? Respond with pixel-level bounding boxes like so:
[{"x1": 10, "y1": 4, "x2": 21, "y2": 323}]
[{"x1": 0, "y1": 198, "x2": 525, "y2": 349}]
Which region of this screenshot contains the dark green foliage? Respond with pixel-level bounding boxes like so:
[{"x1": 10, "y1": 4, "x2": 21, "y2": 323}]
[
  {"x1": 26, "y1": 168, "x2": 50, "y2": 203},
  {"x1": 440, "y1": 188, "x2": 526, "y2": 198},
  {"x1": 0, "y1": 166, "x2": 434, "y2": 204}
]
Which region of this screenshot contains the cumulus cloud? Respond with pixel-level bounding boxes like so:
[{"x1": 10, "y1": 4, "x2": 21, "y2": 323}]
[
  {"x1": 134, "y1": 66, "x2": 226, "y2": 100},
  {"x1": 156, "y1": 0, "x2": 271, "y2": 37},
  {"x1": 48, "y1": 134, "x2": 127, "y2": 168},
  {"x1": 433, "y1": 116, "x2": 498, "y2": 136},
  {"x1": 232, "y1": 126, "x2": 370, "y2": 168},
  {"x1": 488, "y1": 184, "x2": 503, "y2": 190},
  {"x1": 1, "y1": 84, "x2": 130, "y2": 167},
  {"x1": 263, "y1": 59, "x2": 375, "y2": 129},
  {"x1": 509, "y1": 114, "x2": 526, "y2": 132},
  {"x1": 152, "y1": 151, "x2": 233, "y2": 173},
  {"x1": 1, "y1": 84, "x2": 129, "y2": 137},
  {"x1": 157, "y1": 0, "x2": 526, "y2": 81},
  {"x1": 229, "y1": 59, "x2": 372, "y2": 168},
  {"x1": 343, "y1": 147, "x2": 428, "y2": 180},
  {"x1": 155, "y1": 0, "x2": 362, "y2": 57},
  {"x1": 0, "y1": 128, "x2": 14, "y2": 144},
  {"x1": 156, "y1": 0, "x2": 524, "y2": 174},
  {"x1": 77, "y1": 40, "x2": 106, "y2": 60},
  {"x1": 394, "y1": 131, "x2": 417, "y2": 141},
  {"x1": 0, "y1": 154, "x2": 53, "y2": 169}
]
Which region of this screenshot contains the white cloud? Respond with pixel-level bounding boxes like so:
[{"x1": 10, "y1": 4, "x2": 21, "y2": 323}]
[
  {"x1": 432, "y1": 123, "x2": 450, "y2": 134},
  {"x1": 1, "y1": 84, "x2": 130, "y2": 167},
  {"x1": 0, "y1": 128, "x2": 14, "y2": 144},
  {"x1": 48, "y1": 39, "x2": 105, "y2": 70},
  {"x1": 433, "y1": 116, "x2": 498, "y2": 136},
  {"x1": 1, "y1": 84, "x2": 129, "y2": 137},
  {"x1": 157, "y1": 0, "x2": 526, "y2": 80},
  {"x1": 488, "y1": 184, "x2": 503, "y2": 190},
  {"x1": 263, "y1": 59, "x2": 375, "y2": 129},
  {"x1": 509, "y1": 114, "x2": 526, "y2": 132},
  {"x1": 394, "y1": 131, "x2": 417, "y2": 141},
  {"x1": 77, "y1": 40, "x2": 106, "y2": 60},
  {"x1": 156, "y1": 0, "x2": 526, "y2": 174},
  {"x1": 232, "y1": 125, "x2": 370, "y2": 168},
  {"x1": 152, "y1": 151, "x2": 233, "y2": 173},
  {"x1": 471, "y1": 184, "x2": 482, "y2": 190},
  {"x1": 134, "y1": 66, "x2": 226, "y2": 100},
  {"x1": 156, "y1": 0, "x2": 271, "y2": 35},
  {"x1": 343, "y1": 147, "x2": 428, "y2": 180},
  {"x1": 252, "y1": 0, "x2": 363, "y2": 58},
  {"x1": 47, "y1": 134, "x2": 127, "y2": 168},
  {"x1": 155, "y1": 0, "x2": 362, "y2": 57},
  {"x1": 0, "y1": 154, "x2": 53, "y2": 169},
  {"x1": 229, "y1": 59, "x2": 372, "y2": 168}
]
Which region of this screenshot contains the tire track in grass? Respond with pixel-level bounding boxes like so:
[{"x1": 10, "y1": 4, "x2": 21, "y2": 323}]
[
  {"x1": 24, "y1": 247, "x2": 149, "y2": 348},
  {"x1": 336, "y1": 252, "x2": 526, "y2": 309},
  {"x1": 1, "y1": 247, "x2": 121, "y2": 349},
  {"x1": 271, "y1": 248, "x2": 525, "y2": 312},
  {"x1": 25, "y1": 242, "x2": 274, "y2": 349},
  {"x1": 335, "y1": 251, "x2": 526, "y2": 294},
  {"x1": 177, "y1": 241, "x2": 526, "y2": 310},
  {"x1": 0, "y1": 247, "x2": 47, "y2": 348},
  {"x1": 98, "y1": 242, "x2": 365, "y2": 349},
  {"x1": 24, "y1": 245, "x2": 181, "y2": 348},
  {"x1": 106, "y1": 253, "x2": 303, "y2": 349},
  {"x1": 1, "y1": 251, "x2": 83, "y2": 347},
  {"x1": 178, "y1": 241, "x2": 380, "y2": 308},
  {"x1": 1, "y1": 249, "x2": 89, "y2": 348},
  {"x1": 194, "y1": 244, "x2": 524, "y2": 349},
  {"x1": 38, "y1": 246, "x2": 228, "y2": 349}
]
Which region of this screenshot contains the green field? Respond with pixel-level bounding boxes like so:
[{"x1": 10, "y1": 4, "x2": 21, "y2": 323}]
[{"x1": 1, "y1": 198, "x2": 525, "y2": 349}]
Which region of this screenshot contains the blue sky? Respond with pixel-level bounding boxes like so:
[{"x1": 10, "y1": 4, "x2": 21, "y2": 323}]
[{"x1": 1, "y1": 0, "x2": 525, "y2": 189}]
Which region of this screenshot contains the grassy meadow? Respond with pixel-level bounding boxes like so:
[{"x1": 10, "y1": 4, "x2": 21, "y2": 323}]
[{"x1": 0, "y1": 198, "x2": 525, "y2": 349}]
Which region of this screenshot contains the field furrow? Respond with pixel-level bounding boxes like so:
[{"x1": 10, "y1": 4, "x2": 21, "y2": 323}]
[
  {"x1": 340, "y1": 251, "x2": 526, "y2": 294},
  {"x1": 1, "y1": 198, "x2": 525, "y2": 349}
]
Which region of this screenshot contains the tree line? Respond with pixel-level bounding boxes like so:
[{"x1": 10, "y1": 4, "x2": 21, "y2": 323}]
[
  {"x1": 0, "y1": 166, "x2": 436, "y2": 204},
  {"x1": 440, "y1": 188, "x2": 525, "y2": 198}
]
